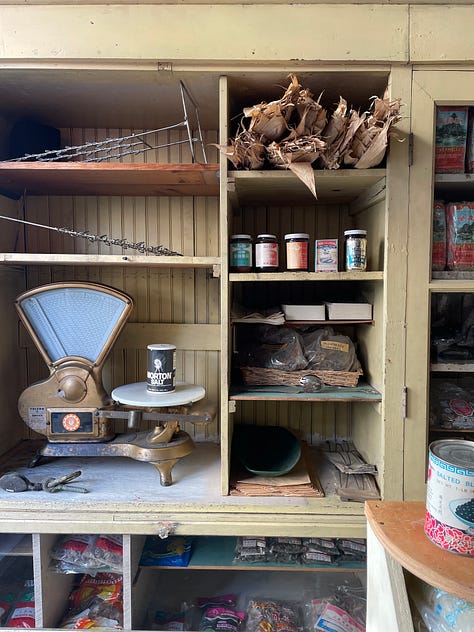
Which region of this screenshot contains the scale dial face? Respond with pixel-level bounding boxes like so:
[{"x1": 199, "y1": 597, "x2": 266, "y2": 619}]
[{"x1": 61, "y1": 413, "x2": 82, "y2": 432}]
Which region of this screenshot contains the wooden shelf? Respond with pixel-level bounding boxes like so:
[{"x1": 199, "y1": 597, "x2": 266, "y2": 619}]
[
  {"x1": 365, "y1": 501, "x2": 474, "y2": 603},
  {"x1": 0, "y1": 442, "x2": 367, "y2": 535},
  {"x1": 230, "y1": 271, "x2": 383, "y2": 282},
  {"x1": 434, "y1": 173, "x2": 474, "y2": 200},
  {"x1": 232, "y1": 320, "x2": 374, "y2": 326},
  {"x1": 229, "y1": 169, "x2": 386, "y2": 206},
  {"x1": 140, "y1": 536, "x2": 365, "y2": 572},
  {"x1": 230, "y1": 382, "x2": 382, "y2": 402},
  {"x1": 429, "y1": 427, "x2": 474, "y2": 434},
  {"x1": 0, "y1": 534, "x2": 32, "y2": 557},
  {"x1": 285, "y1": 320, "x2": 374, "y2": 326},
  {"x1": 431, "y1": 361, "x2": 474, "y2": 373},
  {"x1": 0, "y1": 162, "x2": 220, "y2": 197},
  {"x1": 0, "y1": 253, "x2": 221, "y2": 270}
]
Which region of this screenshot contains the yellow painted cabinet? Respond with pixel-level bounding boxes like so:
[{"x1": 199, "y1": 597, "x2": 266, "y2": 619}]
[{"x1": 405, "y1": 70, "x2": 474, "y2": 500}]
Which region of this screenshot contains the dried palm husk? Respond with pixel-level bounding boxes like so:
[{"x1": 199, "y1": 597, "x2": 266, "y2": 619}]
[
  {"x1": 243, "y1": 73, "x2": 301, "y2": 143},
  {"x1": 266, "y1": 136, "x2": 326, "y2": 198},
  {"x1": 294, "y1": 89, "x2": 327, "y2": 137},
  {"x1": 318, "y1": 97, "x2": 350, "y2": 169},
  {"x1": 214, "y1": 129, "x2": 266, "y2": 170},
  {"x1": 343, "y1": 93, "x2": 402, "y2": 169}
]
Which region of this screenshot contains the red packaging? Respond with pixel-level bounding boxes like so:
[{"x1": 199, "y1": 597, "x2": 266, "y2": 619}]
[
  {"x1": 467, "y1": 108, "x2": 474, "y2": 173},
  {"x1": 432, "y1": 201, "x2": 447, "y2": 271},
  {"x1": 435, "y1": 106, "x2": 468, "y2": 173},
  {"x1": 6, "y1": 581, "x2": 35, "y2": 628},
  {"x1": 446, "y1": 202, "x2": 474, "y2": 270}
]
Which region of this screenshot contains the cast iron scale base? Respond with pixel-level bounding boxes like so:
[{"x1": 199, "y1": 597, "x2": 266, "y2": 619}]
[{"x1": 30, "y1": 383, "x2": 213, "y2": 486}]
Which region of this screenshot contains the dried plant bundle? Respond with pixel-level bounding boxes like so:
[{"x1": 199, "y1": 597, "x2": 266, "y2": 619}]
[
  {"x1": 243, "y1": 73, "x2": 301, "y2": 143},
  {"x1": 214, "y1": 128, "x2": 265, "y2": 170},
  {"x1": 266, "y1": 136, "x2": 326, "y2": 198},
  {"x1": 216, "y1": 74, "x2": 403, "y2": 197},
  {"x1": 343, "y1": 94, "x2": 402, "y2": 169}
]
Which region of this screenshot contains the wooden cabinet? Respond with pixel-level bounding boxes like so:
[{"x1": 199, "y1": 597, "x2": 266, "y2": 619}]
[
  {"x1": 366, "y1": 501, "x2": 473, "y2": 632},
  {"x1": 0, "y1": 1, "x2": 470, "y2": 623},
  {"x1": 405, "y1": 71, "x2": 474, "y2": 500},
  {"x1": 219, "y1": 69, "x2": 411, "y2": 503}
]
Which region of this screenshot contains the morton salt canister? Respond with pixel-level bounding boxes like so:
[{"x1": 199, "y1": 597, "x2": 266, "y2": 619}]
[
  {"x1": 146, "y1": 344, "x2": 176, "y2": 393},
  {"x1": 424, "y1": 439, "x2": 474, "y2": 556}
]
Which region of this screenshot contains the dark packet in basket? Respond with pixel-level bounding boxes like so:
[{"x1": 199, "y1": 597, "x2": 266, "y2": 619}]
[{"x1": 140, "y1": 536, "x2": 193, "y2": 567}]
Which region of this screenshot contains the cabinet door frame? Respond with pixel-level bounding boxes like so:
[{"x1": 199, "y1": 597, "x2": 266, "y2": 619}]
[{"x1": 405, "y1": 70, "x2": 474, "y2": 500}]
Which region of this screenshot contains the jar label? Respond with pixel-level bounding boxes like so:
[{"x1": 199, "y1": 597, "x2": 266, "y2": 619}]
[
  {"x1": 286, "y1": 242, "x2": 308, "y2": 270},
  {"x1": 255, "y1": 243, "x2": 278, "y2": 268},
  {"x1": 346, "y1": 240, "x2": 367, "y2": 271},
  {"x1": 230, "y1": 243, "x2": 252, "y2": 268}
]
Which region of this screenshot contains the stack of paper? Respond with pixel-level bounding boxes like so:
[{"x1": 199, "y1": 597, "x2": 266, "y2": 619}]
[
  {"x1": 230, "y1": 448, "x2": 325, "y2": 498},
  {"x1": 231, "y1": 304, "x2": 285, "y2": 325},
  {"x1": 325, "y1": 302, "x2": 373, "y2": 320}
]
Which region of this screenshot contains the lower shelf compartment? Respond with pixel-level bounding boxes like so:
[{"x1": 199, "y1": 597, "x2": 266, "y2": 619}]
[
  {"x1": 133, "y1": 566, "x2": 367, "y2": 632},
  {"x1": 0, "y1": 441, "x2": 367, "y2": 536}
]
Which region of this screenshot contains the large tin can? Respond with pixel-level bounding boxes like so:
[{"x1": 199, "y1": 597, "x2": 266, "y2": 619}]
[
  {"x1": 146, "y1": 344, "x2": 176, "y2": 393},
  {"x1": 424, "y1": 439, "x2": 474, "y2": 556}
]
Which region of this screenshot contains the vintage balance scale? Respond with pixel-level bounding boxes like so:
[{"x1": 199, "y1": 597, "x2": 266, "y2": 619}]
[{"x1": 16, "y1": 281, "x2": 215, "y2": 486}]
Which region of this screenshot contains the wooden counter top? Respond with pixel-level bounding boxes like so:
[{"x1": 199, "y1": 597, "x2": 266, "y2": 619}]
[{"x1": 365, "y1": 501, "x2": 473, "y2": 602}]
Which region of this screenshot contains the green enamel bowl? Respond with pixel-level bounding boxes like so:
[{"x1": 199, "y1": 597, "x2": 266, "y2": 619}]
[{"x1": 233, "y1": 425, "x2": 301, "y2": 476}]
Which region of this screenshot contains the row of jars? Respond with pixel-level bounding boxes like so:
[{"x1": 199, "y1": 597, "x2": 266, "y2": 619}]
[{"x1": 229, "y1": 231, "x2": 367, "y2": 272}]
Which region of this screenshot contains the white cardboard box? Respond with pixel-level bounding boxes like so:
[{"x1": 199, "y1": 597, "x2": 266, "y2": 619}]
[
  {"x1": 282, "y1": 304, "x2": 326, "y2": 321},
  {"x1": 325, "y1": 302, "x2": 373, "y2": 320}
]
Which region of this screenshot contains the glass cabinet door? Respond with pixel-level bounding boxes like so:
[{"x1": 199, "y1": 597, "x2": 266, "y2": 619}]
[{"x1": 406, "y1": 71, "x2": 474, "y2": 500}]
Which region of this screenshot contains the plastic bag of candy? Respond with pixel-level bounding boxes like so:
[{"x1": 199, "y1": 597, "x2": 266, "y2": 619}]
[
  {"x1": 50, "y1": 534, "x2": 123, "y2": 575},
  {"x1": 233, "y1": 537, "x2": 268, "y2": 564},
  {"x1": 184, "y1": 594, "x2": 244, "y2": 632},
  {"x1": 5, "y1": 580, "x2": 35, "y2": 628},
  {"x1": 267, "y1": 537, "x2": 303, "y2": 564},
  {"x1": 140, "y1": 536, "x2": 193, "y2": 567},
  {"x1": 59, "y1": 572, "x2": 123, "y2": 629},
  {"x1": 245, "y1": 598, "x2": 302, "y2": 632}
]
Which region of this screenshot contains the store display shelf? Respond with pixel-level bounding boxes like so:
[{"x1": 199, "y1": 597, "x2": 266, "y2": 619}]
[
  {"x1": 140, "y1": 536, "x2": 366, "y2": 572},
  {"x1": 0, "y1": 253, "x2": 220, "y2": 269},
  {"x1": 0, "y1": 534, "x2": 32, "y2": 557},
  {"x1": 230, "y1": 272, "x2": 383, "y2": 282},
  {"x1": 434, "y1": 173, "x2": 474, "y2": 199},
  {"x1": 429, "y1": 277, "x2": 474, "y2": 292},
  {"x1": 0, "y1": 162, "x2": 220, "y2": 197},
  {"x1": 232, "y1": 320, "x2": 375, "y2": 326},
  {"x1": 429, "y1": 427, "x2": 474, "y2": 434},
  {"x1": 0, "y1": 442, "x2": 367, "y2": 536},
  {"x1": 229, "y1": 169, "x2": 386, "y2": 206},
  {"x1": 431, "y1": 362, "x2": 474, "y2": 373},
  {"x1": 230, "y1": 382, "x2": 382, "y2": 402},
  {"x1": 366, "y1": 501, "x2": 474, "y2": 603}
]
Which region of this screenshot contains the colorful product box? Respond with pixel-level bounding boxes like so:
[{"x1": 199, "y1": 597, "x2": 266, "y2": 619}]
[
  {"x1": 435, "y1": 106, "x2": 469, "y2": 174},
  {"x1": 315, "y1": 239, "x2": 338, "y2": 272}
]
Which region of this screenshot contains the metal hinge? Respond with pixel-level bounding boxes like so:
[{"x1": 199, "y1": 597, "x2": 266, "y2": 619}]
[
  {"x1": 401, "y1": 385, "x2": 407, "y2": 420},
  {"x1": 408, "y1": 133, "x2": 414, "y2": 167}
]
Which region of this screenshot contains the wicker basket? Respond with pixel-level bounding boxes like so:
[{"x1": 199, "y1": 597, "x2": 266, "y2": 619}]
[{"x1": 240, "y1": 366, "x2": 363, "y2": 388}]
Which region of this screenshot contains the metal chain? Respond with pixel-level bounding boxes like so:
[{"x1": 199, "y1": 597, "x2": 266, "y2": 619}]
[{"x1": 0, "y1": 214, "x2": 183, "y2": 256}]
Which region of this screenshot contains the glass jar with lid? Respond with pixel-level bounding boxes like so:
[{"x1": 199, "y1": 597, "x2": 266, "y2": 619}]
[
  {"x1": 229, "y1": 234, "x2": 252, "y2": 272},
  {"x1": 255, "y1": 234, "x2": 279, "y2": 272},
  {"x1": 285, "y1": 233, "x2": 309, "y2": 271},
  {"x1": 344, "y1": 230, "x2": 367, "y2": 271}
]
